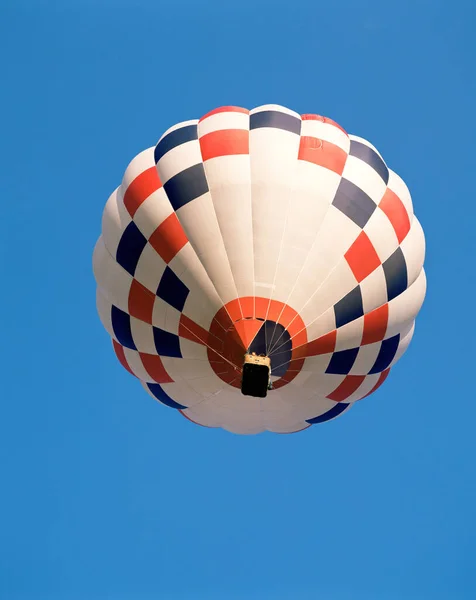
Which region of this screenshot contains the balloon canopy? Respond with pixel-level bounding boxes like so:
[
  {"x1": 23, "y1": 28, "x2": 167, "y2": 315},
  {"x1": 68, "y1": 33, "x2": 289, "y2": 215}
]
[{"x1": 93, "y1": 104, "x2": 426, "y2": 434}]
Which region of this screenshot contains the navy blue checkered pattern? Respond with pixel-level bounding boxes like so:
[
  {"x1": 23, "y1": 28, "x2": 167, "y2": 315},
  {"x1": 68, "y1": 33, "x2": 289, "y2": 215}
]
[
  {"x1": 163, "y1": 163, "x2": 209, "y2": 211},
  {"x1": 306, "y1": 402, "x2": 349, "y2": 424},
  {"x1": 383, "y1": 248, "x2": 408, "y2": 301},
  {"x1": 147, "y1": 383, "x2": 187, "y2": 409},
  {"x1": 157, "y1": 266, "x2": 190, "y2": 312},
  {"x1": 349, "y1": 140, "x2": 389, "y2": 184},
  {"x1": 154, "y1": 124, "x2": 198, "y2": 163},
  {"x1": 334, "y1": 286, "x2": 364, "y2": 328},
  {"x1": 250, "y1": 110, "x2": 301, "y2": 135},
  {"x1": 326, "y1": 348, "x2": 359, "y2": 374},
  {"x1": 153, "y1": 327, "x2": 182, "y2": 358},
  {"x1": 332, "y1": 178, "x2": 377, "y2": 228},
  {"x1": 111, "y1": 305, "x2": 136, "y2": 350},
  {"x1": 369, "y1": 334, "x2": 400, "y2": 374},
  {"x1": 116, "y1": 221, "x2": 148, "y2": 277}
]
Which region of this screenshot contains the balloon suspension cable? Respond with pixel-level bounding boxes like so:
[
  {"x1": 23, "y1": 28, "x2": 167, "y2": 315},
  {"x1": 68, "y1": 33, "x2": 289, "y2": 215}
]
[{"x1": 179, "y1": 322, "x2": 243, "y2": 375}]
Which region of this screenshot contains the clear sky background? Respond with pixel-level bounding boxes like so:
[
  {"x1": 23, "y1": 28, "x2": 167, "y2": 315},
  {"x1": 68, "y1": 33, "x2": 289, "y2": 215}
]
[{"x1": 1, "y1": 1, "x2": 475, "y2": 599}]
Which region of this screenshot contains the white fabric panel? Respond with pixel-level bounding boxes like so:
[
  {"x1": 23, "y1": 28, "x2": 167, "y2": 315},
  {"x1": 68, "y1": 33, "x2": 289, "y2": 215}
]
[
  {"x1": 133, "y1": 187, "x2": 173, "y2": 238},
  {"x1": 182, "y1": 403, "x2": 224, "y2": 429},
  {"x1": 268, "y1": 383, "x2": 316, "y2": 405},
  {"x1": 262, "y1": 411, "x2": 306, "y2": 432},
  {"x1": 164, "y1": 305, "x2": 181, "y2": 335},
  {"x1": 96, "y1": 288, "x2": 116, "y2": 340},
  {"x1": 186, "y1": 389, "x2": 263, "y2": 433},
  {"x1": 300, "y1": 119, "x2": 350, "y2": 152},
  {"x1": 133, "y1": 243, "x2": 166, "y2": 293},
  {"x1": 157, "y1": 140, "x2": 202, "y2": 183},
  {"x1": 291, "y1": 372, "x2": 347, "y2": 396},
  {"x1": 303, "y1": 308, "x2": 336, "y2": 343},
  {"x1": 253, "y1": 104, "x2": 300, "y2": 118},
  {"x1": 249, "y1": 115, "x2": 301, "y2": 301},
  {"x1": 269, "y1": 422, "x2": 311, "y2": 434},
  {"x1": 335, "y1": 317, "x2": 365, "y2": 351},
  {"x1": 129, "y1": 318, "x2": 156, "y2": 354},
  {"x1": 178, "y1": 339, "x2": 209, "y2": 361},
  {"x1": 185, "y1": 374, "x2": 228, "y2": 397},
  {"x1": 212, "y1": 389, "x2": 261, "y2": 412},
  {"x1": 300, "y1": 353, "x2": 335, "y2": 373},
  {"x1": 142, "y1": 379, "x2": 203, "y2": 409},
  {"x1": 200, "y1": 154, "x2": 254, "y2": 298},
  {"x1": 175, "y1": 238, "x2": 235, "y2": 327},
  {"x1": 284, "y1": 391, "x2": 346, "y2": 421},
  {"x1": 175, "y1": 194, "x2": 239, "y2": 305},
  {"x1": 156, "y1": 119, "x2": 198, "y2": 142},
  {"x1": 400, "y1": 216, "x2": 426, "y2": 287},
  {"x1": 342, "y1": 154, "x2": 387, "y2": 205},
  {"x1": 349, "y1": 134, "x2": 385, "y2": 159},
  {"x1": 363, "y1": 206, "x2": 400, "y2": 263},
  {"x1": 346, "y1": 373, "x2": 382, "y2": 402},
  {"x1": 151, "y1": 297, "x2": 170, "y2": 330},
  {"x1": 286, "y1": 205, "x2": 361, "y2": 314},
  {"x1": 271, "y1": 162, "x2": 341, "y2": 304},
  {"x1": 161, "y1": 357, "x2": 214, "y2": 382},
  {"x1": 101, "y1": 188, "x2": 131, "y2": 256},
  {"x1": 390, "y1": 322, "x2": 415, "y2": 365},
  {"x1": 156, "y1": 125, "x2": 241, "y2": 307},
  {"x1": 199, "y1": 111, "x2": 249, "y2": 135},
  {"x1": 349, "y1": 342, "x2": 382, "y2": 375},
  {"x1": 360, "y1": 265, "x2": 389, "y2": 314},
  {"x1": 120, "y1": 147, "x2": 156, "y2": 190},
  {"x1": 386, "y1": 271, "x2": 426, "y2": 336},
  {"x1": 123, "y1": 347, "x2": 154, "y2": 383},
  {"x1": 164, "y1": 243, "x2": 225, "y2": 330},
  {"x1": 299, "y1": 261, "x2": 357, "y2": 327},
  {"x1": 92, "y1": 237, "x2": 131, "y2": 312},
  {"x1": 223, "y1": 418, "x2": 264, "y2": 436}
]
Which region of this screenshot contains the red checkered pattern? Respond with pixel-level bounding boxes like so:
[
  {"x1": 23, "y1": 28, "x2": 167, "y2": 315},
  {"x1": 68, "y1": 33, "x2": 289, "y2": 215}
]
[{"x1": 112, "y1": 339, "x2": 174, "y2": 384}]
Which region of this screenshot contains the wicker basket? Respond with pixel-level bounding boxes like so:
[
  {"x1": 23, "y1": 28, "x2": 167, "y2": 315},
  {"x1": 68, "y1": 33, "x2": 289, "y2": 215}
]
[
  {"x1": 241, "y1": 353, "x2": 272, "y2": 398},
  {"x1": 243, "y1": 353, "x2": 271, "y2": 368}
]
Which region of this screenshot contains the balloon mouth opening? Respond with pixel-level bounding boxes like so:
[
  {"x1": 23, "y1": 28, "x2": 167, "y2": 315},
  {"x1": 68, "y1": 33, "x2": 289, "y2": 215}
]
[{"x1": 207, "y1": 298, "x2": 305, "y2": 391}]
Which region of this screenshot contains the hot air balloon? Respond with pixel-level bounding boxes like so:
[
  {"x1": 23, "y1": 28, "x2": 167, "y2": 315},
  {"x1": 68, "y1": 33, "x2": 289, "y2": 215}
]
[{"x1": 93, "y1": 104, "x2": 426, "y2": 435}]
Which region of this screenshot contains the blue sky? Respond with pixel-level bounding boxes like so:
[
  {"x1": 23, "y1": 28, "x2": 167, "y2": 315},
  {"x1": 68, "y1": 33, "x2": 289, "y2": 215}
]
[{"x1": 1, "y1": 0, "x2": 475, "y2": 598}]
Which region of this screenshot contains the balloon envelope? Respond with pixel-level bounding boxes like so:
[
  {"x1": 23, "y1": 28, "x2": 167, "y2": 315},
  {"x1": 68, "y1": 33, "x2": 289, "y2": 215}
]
[{"x1": 93, "y1": 104, "x2": 426, "y2": 434}]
